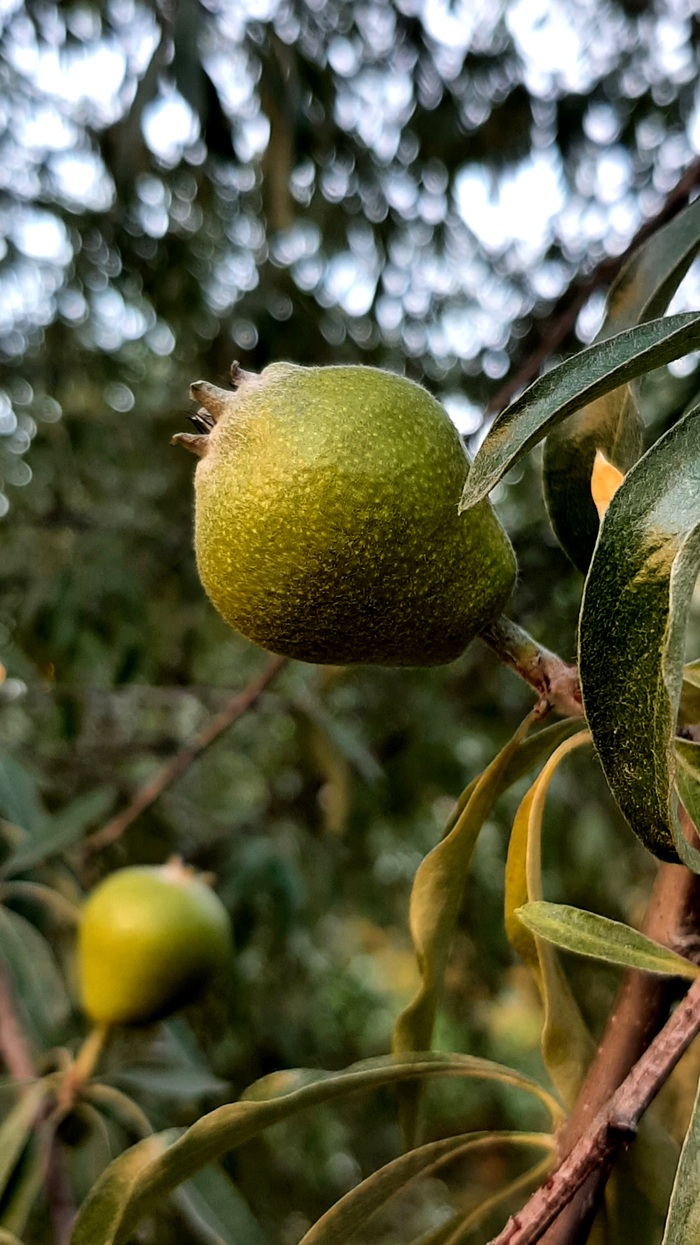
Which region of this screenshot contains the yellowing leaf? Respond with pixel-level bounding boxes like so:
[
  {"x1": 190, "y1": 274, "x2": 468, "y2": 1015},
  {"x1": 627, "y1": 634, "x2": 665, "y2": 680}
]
[{"x1": 590, "y1": 449, "x2": 625, "y2": 521}]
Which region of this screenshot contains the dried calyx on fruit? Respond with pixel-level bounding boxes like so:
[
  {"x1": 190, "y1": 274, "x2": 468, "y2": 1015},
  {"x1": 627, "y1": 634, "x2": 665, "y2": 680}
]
[
  {"x1": 174, "y1": 362, "x2": 516, "y2": 667},
  {"x1": 78, "y1": 859, "x2": 232, "y2": 1026}
]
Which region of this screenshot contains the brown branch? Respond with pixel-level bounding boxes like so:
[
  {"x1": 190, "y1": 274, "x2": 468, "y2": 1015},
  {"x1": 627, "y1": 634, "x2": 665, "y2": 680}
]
[
  {"x1": 489, "y1": 968, "x2": 700, "y2": 1245},
  {"x1": 538, "y1": 845, "x2": 700, "y2": 1245},
  {"x1": 82, "y1": 654, "x2": 286, "y2": 857},
  {"x1": 480, "y1": 616, "x2": 583, "y2": 719},
  {"x1": 487, "y1": 157, "x2": 700, "y2": 417},
  {"x1": 0, "y1": 963, "x2": 34, "y2": 1082}
]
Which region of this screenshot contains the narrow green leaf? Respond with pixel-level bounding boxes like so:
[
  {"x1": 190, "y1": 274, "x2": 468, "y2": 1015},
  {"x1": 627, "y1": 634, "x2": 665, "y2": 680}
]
[
  {"x1": 0, "y1": 1126, "x2": 50, "y2": 1237},
  {"x1": 69, "y1": 1130, "x2": 180, "y2": 1245},
  {"x1": 517, "y1": 901, "x2": 699, "y2": 979},
  {"x1": 0, "y1": 909, "x2": 70, "y2": 1045},
  {"x1": 70, "y1": 1052, "x2": 561, "y2": 1245},
  {"x1": 178, "y1": 1165, "x2": 270, "y2": 1245},
  {"x1": 504, "y1": 732, "x2": 595, "y2": 1106},
  {"x1": 110, "y1": 1064, "x2": 229, "y2": 1101},
  {"x1": 460, "y1": 312, "x2": 700, "y2": 510},
  {"x1": 84, "y1": 1084, "x2": 154, "y2": 1139},
  {"x1": 418, "y1": 1155, "x2": 554, "y2": 1245},
  {"x1": 579, "y1": 406, "x2": 700, "y2": 863},
  {"x1": 543, "y1": 198, "x2": 700, "y2": 573},
  {"x1": 2, "y1": 787, "x2": 115, "y2": 877},
  {"x1": 661, "y1": 1071, "x2": 700, "y2": 1243},
  {"x1": 0, "y1": 1230, "x2": 27, "y2": 1244},
  {"x1": 297, "y1": 1132, "x2": 553, "y2": 1245},
  {"x1": 0, "y1": 754, "x2": 43, "y2": 839},
  {"x1": 392, "y1": 710, "x2": 537, "y2": 1144},
  {"x1": 0, "y1": 1083, "x2": 48, "y2": 1201}
]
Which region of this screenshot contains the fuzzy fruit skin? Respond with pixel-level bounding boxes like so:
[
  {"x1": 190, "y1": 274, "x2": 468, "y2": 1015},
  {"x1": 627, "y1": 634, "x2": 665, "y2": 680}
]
[
  {"x1": 78, "y1": 865, "x2": 232, "y2": 1026},
  {"x1": 191, "y1": 364, "x2": 516, "y2": 666}
]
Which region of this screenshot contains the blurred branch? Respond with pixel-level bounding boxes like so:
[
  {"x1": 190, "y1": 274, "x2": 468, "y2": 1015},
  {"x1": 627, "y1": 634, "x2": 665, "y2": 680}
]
[
  {"x1": 81, "y1": 655, "x2": 286, "y2": 857},
  {"x1": 488, "y1": 157, "x2": 700, "y2": 416},
  {"x1": 489, "y1": 967, "x2": 700, "y2": 1245},
  {"x1": 0, "y1": 964, "x2": 34, "y2": 1083}
]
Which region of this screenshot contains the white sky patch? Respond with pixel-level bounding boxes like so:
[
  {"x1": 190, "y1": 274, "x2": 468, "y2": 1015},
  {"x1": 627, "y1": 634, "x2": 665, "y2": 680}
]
[
  {"x1": 50, "y1": 152, "x2": 115, "y2": 212},
  {"x1": 11, "y1": 210, "x2": 71, "y2": 264},
  {"x1": 455, "y1": 151, "x2": 565, "y2": 257},
  {"x1": 142, "y1": 89, "x2": 201, "y2": 166}
]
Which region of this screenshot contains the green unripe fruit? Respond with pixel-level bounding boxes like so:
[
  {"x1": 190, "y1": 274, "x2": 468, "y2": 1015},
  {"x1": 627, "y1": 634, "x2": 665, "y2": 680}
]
[
  {"x1": 174, "y1": 363, "x2": 516, "y2": 666},
  {"x1": 78, "y1": 860, "x2": 232, "y2": 1026}
]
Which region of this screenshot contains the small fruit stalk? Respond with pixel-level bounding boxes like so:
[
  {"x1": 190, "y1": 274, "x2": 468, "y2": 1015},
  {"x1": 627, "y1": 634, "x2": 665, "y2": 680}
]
[
  {"x1": 78, "y1": 858, "x2": 232, "y2": 1028},
  {"x1": 174, "y1": 362, "x2": 516, "y2": 667}
]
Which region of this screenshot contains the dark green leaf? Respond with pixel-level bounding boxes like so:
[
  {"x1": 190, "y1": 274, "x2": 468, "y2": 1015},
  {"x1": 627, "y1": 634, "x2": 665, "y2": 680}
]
[
  {"x1": 178, "y1": 1165, "x2": 269, "y2": 1245},
  {"x1": 579, "y1": 406, "x2": 700, "y2": 862},
  {"x1": 517, "y1": 901, "x2": 699, "y2": 978},
  {"x1": 110, "y1": 1064, "x2": 229, "y2": 1101},
  {"x1": 0, "y1": 755, "x2": 43, "y2": 840},
  {"x1": 0, "y1": 909, "x2": 70, "y2": 1045},
  {"x1": 460, "y1": 313, "x2": 700, "y2": 510},
  {"x1": 2, "y1": 787, "x2": 115, "y2": 877}
]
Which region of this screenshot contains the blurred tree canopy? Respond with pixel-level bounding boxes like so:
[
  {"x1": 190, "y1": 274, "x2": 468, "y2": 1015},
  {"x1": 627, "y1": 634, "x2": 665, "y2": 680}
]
[{"x1": 1, "y1": 2, "x2": 700, "y2": 1241}]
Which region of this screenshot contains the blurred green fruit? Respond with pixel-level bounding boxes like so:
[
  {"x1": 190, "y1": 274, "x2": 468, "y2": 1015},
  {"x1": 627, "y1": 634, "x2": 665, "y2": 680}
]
[
  {"x1": 78, "y1": 860, "x2": 232, "y2": 1026},
  {"x1": 174, "y1": 363, "x2": 516, "y2": 666}
]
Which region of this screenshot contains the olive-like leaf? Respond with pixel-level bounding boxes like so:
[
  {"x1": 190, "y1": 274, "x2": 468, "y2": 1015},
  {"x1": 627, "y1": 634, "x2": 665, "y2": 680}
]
[
  {"x1": 661, "y1": 1071, "x2": 700, "y2": 1244},
  {"x1": 517, "y1": 901, "x2": 699, "y2": 979},
  {"x1": 69, "y1": 1053, "x2": 561, "y2": 1245},
  {"x1": 460, "y1": 312, "x2": 700, "y2": 511},
  {"x1": 504, "y1": 732, "x2": 595, "y2": 1106},
  {"x1": 0, "y1": 908, "x2": 70, "y2": 1046},
  {"x1": 412, "y1": 1155, "x2": 554, "y2": 1245},
  {"x1": 177, "y1": 1165, "x2": 269, "y2": 1245},
  {"x1": 0, "y1": 1083, "x2": 48, "y2": 1202},
  {"x1": 543, "y1": 197, "x2": 700, "y2": 570},
  {"x1": 1, "y1": 787, "x2": 115, "y2": 877},
  {"x1": 297, "y1": 1132, "x2": 553, "y2": 1245},
  {"x1": 392, "y1": 709, "x2": 536, "y2": 1144},
  {"x1": 579, "y1": 406, "x2": 700, "y2": 863},
  {"x1": 0, "y1": 754, "x2": 43, "y2": 839}
]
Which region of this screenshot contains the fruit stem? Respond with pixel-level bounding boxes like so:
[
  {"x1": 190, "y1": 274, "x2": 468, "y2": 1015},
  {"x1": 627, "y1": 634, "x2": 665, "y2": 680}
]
[
  {"x1": 59, "y1": 1023, "x2": 110, "y2": 1109},
  {"x1": 480, "y1": 614, "x2": 584, "y2": 720}
]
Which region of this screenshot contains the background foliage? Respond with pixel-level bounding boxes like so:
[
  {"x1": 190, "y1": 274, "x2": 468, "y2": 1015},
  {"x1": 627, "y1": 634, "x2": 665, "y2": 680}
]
[{"x1": 1, "y1": 1, "x2": 700, "y2": 1241}]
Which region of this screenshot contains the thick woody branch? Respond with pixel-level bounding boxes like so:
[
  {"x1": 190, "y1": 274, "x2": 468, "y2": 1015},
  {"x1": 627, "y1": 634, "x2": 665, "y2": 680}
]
[{"x1": 489, "y1": 967, "x2": 700, "y2": 1245}]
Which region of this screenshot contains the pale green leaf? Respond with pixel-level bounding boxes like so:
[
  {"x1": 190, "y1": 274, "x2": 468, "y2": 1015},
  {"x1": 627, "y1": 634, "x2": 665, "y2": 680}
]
[
  {"x1": 504, "y1": 732, "x2": 595, "y2": 1106},
  {"x1": 675, "y1": 739, "x2": 700, "y2": 841},
  {"x1": 661, "y1": 1072, "x2": 700, "y2": 1243},
  {"x1": 392, "y1": 709, "x2": 537, "y2": 1144},
  {"x1": 298, "y1": 1132, "x2": 553, "y2": 1245},
  {"x1": 579, "y1": 405, "x2": 700, "y2": 864},
  {"x1": 2, "y1": 787, "x2": 115, "y2": 877},
  {"x1": 110, "y1": 1064, "x2": 229, "y2": 1102},
  {"x1": 0, "y1": 1127, "x2": 50, "y2": 1237},
  {"x1": 460, "y1": 312, "x2": 700, "y2": 510},
  {"x1": 0, "y1": 754, "x2": 43, "y2": 839},
  {"x1": 70, "y1": 1130, "x2": 180, "y2": 1245},
  {"x1": 517, "y1": 901, "x2": 699, "y2": 979},
  {"x1": 70, "y1": 1052, "x2": 561, "y2": 1245}
]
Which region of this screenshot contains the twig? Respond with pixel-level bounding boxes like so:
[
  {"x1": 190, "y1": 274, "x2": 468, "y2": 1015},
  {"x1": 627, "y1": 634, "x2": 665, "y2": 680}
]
[
  {"x1": 82, "y1": 654, "x2": 286, "y2": 856},
  {"x1": 538, "y1": 843, "x2": 700, "y2": 1245},
  {"x1": 487, "y1": 157, "x2": 700, "y2": 416},
  {"x1": 488, "y1": 969, "x2": 700, "y2": 1245},
  {"x1": 480, "y1": 616, "x2": 583, "y2": 719}
]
